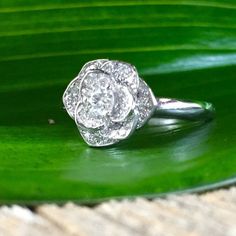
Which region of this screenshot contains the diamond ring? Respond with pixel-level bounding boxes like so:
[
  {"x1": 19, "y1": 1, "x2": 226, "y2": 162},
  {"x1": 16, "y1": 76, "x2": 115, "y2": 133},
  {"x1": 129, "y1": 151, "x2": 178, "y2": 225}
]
[{"x1": 63, "y1": 59, "x2": 214, "y2": 147}]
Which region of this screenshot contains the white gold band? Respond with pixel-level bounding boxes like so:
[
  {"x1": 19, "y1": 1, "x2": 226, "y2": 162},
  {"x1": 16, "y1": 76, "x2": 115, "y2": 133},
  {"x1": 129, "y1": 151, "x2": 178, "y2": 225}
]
[{"x1": 154, "y1": 98, "x2": 214, "y2": 122}]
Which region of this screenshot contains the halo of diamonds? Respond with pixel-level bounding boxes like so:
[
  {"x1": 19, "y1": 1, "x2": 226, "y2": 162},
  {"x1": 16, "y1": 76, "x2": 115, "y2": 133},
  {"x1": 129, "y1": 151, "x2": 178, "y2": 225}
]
[{"x1": 63, "y1": 59, "x2": 157, "y2": 147}]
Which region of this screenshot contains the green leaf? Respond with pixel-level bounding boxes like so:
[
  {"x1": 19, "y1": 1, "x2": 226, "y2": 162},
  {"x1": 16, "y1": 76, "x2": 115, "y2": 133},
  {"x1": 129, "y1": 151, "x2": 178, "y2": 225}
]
[{"x1": 0, "y1": 0, "x2": 236, "y2": 203}]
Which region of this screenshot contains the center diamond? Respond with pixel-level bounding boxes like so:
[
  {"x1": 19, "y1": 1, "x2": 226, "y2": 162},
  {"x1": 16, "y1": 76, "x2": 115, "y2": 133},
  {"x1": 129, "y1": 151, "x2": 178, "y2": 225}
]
[
  {"x1": 76, "y1": 71, "x2": 116, "y2": 128},
  {"x1": 89, "y1": 89, "x2": 114, "y2": 116},
  {"x1": 83, "y1": 71, "x2": 115, "y2": 116}
]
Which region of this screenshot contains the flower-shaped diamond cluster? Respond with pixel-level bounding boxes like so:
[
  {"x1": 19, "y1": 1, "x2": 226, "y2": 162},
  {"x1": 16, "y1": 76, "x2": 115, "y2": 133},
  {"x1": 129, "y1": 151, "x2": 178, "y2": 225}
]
[{"x1": 63, "y1": 59, "x2": 156, "y2": 146}]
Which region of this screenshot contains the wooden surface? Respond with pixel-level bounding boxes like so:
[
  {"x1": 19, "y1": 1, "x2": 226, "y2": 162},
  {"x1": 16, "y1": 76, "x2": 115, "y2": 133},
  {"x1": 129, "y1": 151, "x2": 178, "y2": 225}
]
[{"x1": 1, "y1": 187, "x2": 236, "y2": 236}]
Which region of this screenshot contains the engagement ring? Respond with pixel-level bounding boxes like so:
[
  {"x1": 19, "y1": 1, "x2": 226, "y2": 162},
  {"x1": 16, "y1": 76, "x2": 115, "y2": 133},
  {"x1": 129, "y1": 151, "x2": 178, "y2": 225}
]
[{"x1": 63, "y1": 59, "x2": 214, "y2": 147}]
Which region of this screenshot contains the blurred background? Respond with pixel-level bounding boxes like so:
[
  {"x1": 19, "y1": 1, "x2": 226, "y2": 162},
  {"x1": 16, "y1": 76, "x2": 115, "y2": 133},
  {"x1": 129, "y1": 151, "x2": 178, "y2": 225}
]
[{"x1": 0, "y1": 0, "x2": 236, "y2": 203}]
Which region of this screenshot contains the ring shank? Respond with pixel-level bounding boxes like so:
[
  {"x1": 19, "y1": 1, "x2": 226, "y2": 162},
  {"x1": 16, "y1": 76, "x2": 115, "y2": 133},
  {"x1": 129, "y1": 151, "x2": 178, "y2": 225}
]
[{"x1": 154, "y1": 98, "x2": 215, "y2": 122}]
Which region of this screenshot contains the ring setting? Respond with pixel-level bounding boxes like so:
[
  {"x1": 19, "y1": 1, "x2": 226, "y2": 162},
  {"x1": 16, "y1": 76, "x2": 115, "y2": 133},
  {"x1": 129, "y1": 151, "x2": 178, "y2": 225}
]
[{"x1": 63, "y1": 59, "x2": 214, "y2": 147}]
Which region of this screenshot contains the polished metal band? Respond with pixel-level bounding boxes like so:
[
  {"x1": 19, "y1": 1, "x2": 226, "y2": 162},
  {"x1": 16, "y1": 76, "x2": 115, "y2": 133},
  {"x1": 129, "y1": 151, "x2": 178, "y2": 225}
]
[{"x1": 154, "y1": 98, "x2": 215, "y2": 122}]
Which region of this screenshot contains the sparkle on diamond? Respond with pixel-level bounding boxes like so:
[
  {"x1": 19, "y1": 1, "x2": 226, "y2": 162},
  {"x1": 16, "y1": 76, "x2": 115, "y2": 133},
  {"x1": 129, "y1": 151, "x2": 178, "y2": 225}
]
[
  {"x1": 76, "y1": 71, "x2": 115, "y2": 129},
  {"x1": 63, "y1": 79, "x2": 81, "y2": 118},
  {"x1": 63, "y1": 59, "x2": 156, "y2": 146},
  {"x1": 75, "y1": 70, "x2": 134, "y2": 131}
]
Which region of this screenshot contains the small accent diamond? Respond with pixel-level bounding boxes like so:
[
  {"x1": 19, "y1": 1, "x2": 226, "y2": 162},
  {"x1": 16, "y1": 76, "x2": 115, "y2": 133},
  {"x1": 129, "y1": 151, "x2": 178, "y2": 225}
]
[{"x1": 136, "y1": 79, "x2": 157, "y2": 129}]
